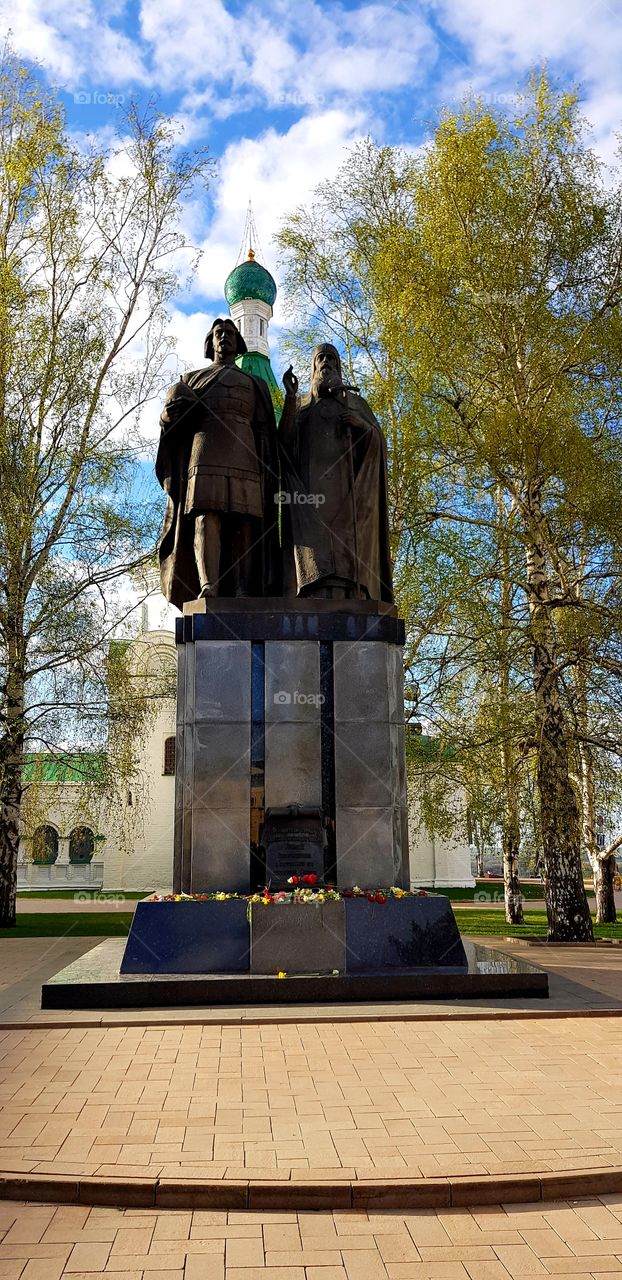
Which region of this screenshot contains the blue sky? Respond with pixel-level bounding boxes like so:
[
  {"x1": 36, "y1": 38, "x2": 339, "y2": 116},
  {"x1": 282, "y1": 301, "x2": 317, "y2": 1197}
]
[{"x1": 5, "y1": 0, "x2": 622, "y2": 435}]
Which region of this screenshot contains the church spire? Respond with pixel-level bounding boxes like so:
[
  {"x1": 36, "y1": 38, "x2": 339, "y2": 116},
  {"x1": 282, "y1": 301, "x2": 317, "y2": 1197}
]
[{"x1": 236, "y1": 199, "x2": 264, "y2": 266}]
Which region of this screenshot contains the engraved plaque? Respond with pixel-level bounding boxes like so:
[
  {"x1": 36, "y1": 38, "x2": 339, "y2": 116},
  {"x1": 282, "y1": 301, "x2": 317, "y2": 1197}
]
[{"x1": 262, "y1": 805, "x2": 326, "y2": 890}]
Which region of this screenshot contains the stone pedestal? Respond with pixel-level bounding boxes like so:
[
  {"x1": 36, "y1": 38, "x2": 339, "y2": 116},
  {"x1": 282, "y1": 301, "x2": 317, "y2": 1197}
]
[
  {"x1": 174, "y1": 599, "x2": 409, "y2": 894},
  {"x1": 119, "y1": 894, "x2": 468, "y2": 977}
]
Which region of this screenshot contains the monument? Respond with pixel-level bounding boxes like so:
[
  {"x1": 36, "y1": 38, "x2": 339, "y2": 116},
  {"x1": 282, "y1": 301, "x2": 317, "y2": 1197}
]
[
  {"x1": 279, "y1": 343, "x2": 393, "y2": 603},
  {"x1": 40, "y1": 242, "x2": 549, "y2": 1005},
  {"x1": 155, "y1": 311, "x2": 410, "y2": 899}
]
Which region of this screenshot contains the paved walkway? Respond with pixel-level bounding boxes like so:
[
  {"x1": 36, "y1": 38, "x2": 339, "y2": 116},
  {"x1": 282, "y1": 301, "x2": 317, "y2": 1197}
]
[
  {"x1": 0, "y1": 938, "x2": 621, "y2": 1208},
  {"x1": 16, "y1": 898, "x2": 143, "y2": 914},
  {"x1": 3, "y1": 1196, "x2": 622, "y2": 1277},
  {"x1": 1, "y1": 1012, "x2": 622, "y2": 1185}
]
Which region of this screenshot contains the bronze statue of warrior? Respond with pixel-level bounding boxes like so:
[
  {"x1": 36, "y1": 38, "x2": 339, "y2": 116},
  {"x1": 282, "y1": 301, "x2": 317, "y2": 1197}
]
[
  {"x1": 156, "y1": 318, "x2": 281, "y2": 606},
  {"x1": 279, "y1": 342, "x2": 393, "y2": 603}
]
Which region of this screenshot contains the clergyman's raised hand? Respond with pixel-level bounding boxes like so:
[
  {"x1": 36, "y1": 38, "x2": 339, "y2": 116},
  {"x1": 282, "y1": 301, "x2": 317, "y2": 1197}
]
[{"x1": 282, "y1": 364, "x2": 299, "y2": 398}]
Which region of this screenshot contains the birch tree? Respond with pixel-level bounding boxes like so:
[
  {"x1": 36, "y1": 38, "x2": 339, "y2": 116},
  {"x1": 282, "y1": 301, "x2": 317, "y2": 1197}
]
[
  {"x1": 278, "y1": 75, "x2": 622, "y2": 941},
  {"x1": 0, "y1": 55, "x2": 212, "y2": 925}
]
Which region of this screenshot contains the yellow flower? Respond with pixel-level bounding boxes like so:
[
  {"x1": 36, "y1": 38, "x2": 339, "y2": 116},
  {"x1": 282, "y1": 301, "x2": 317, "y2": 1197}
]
[{"x1": 277, "y1": 970, "x2": 287, "y2": 978}]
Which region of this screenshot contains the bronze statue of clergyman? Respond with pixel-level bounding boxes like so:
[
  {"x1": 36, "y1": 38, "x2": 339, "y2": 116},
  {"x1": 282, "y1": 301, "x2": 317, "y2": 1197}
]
[
  {"x1": 279, "y1": 342, "x2": 393, "y2": 602},
  {"x1": 156, "y1": 318, "x2": 280, "y2": 607}
]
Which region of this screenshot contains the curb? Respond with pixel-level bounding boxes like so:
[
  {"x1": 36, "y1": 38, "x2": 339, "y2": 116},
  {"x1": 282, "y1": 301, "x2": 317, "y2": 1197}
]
[
  {"x1": 1, "y1": 1167, "x2": 622, "y2": 1210},
  {"x1": 1, "y1": 1006, "x2": 622, "y2": 1031}
]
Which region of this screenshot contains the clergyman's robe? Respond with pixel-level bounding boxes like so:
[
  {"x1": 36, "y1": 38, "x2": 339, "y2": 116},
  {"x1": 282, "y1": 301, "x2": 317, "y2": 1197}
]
[{"x1": 279, "y1": 390, "x2": 393, "y2": 603}]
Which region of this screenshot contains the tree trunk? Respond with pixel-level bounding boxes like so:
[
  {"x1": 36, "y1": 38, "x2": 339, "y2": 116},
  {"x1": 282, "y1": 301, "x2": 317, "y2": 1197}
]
[
  {"x1": 0, "y1": 754, "x2": 21, "y2": 927},
  {"x1": 497, "y1": 487, "x2": 524, "y2": 925},
  {"x1": 0, "y1": 618, "x2": 26, "y2": 928},
  {"x1": 577, "y1": 685, "x2": 616, "y2": 925},
  {"x1": 525, "y1": 486, "x2": 593, "y2": 942},
  {"x1": 594, "y1": 852, "x2": 617, "y2": 925},
  {"x1": 501, "y1": 746, "x2": 524, "y2": 924}
]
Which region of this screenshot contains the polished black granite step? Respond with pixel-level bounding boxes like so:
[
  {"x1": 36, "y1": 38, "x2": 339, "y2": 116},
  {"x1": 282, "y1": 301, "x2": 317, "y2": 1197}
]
[{"x1": 41, "y1": 939, "x2": 548, "y2": 1007}]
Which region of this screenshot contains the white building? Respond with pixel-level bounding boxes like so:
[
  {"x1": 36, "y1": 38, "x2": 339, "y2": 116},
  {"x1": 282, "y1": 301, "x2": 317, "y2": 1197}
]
[{"x1": 19, "y1": 598, "x2": 474, "y2": 890}]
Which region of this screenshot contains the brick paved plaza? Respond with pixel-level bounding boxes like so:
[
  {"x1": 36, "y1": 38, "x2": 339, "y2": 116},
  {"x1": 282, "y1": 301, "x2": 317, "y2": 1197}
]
[
  {"x1": 1, "y1": 1015, "x2": 622, "y2": 1185},
  {"x1": 0, "y1": 936, "x2": 621, "y2": 1277},
  {"x1": 4, "y1": 1197, "x2": 622, "y2": 1278}
]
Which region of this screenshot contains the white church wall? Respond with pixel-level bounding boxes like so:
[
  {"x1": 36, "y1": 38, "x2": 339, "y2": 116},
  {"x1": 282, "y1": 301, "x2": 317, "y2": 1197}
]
[
  {"x1": 408, "y1": 783, "x2": 475, "y2": 888},
  {"x1": 18, "y1": 781, "x2": 106, "y2": 889},
  {"x1": 102, "y1": 628, "x2": 177, "y2": 892}
]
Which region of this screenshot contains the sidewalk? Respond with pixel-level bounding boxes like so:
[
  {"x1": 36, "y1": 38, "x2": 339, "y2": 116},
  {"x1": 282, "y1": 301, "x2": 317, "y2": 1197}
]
[{"x1": 16, "y1": 896, "x2": 144, "y2": 914}]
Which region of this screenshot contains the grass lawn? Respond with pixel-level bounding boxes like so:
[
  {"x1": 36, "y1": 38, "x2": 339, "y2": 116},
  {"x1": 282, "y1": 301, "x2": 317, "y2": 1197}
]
[
  {"x1": 0, "y1": 906, "x2": 619, "y2": 942},
  {"x1": 0, "y1": 913, "x2": 134, "y2": 938},
  {"x1": 433, "y1": 882, "x2": 547, "y2": 901},
  {"x1": 16, "y1": 890, "x2": 151, "y2": 900},
  {"x1": 455, "y1": 907, "x2": 622, "y2": 940}
]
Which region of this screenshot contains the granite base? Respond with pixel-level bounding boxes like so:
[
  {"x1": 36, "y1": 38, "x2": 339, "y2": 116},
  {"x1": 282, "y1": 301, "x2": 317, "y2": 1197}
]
[
  {"x1": 120, "y1": 895, "x2": 467, "y2": 977},
  {"x1": 41, "y1": 938, "x2": 549, "y2": 1007},
  {"x1": 120, "y1": 899, "x2": 249, "y2": 974}
]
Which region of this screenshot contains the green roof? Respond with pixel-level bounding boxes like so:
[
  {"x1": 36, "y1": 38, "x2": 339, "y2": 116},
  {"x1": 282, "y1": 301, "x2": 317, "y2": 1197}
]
[
  {"x1": 23, "y1": 752, "x2": 107, "y2": 783},
  {"x1": 224, "y1": 256, "x2": 277, "y2": 307},
  {"x1": 237, "y1": 351, "x2": 283, "y2": 415}
]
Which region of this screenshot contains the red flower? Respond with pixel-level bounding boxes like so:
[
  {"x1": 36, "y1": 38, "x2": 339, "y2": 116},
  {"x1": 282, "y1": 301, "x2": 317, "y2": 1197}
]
[
  {"x1": 288, "y1": 876, "x2": 299, "y2": 885},
  {"x1": 302, "y1": 873, "x2": 318, "y2": 885},
  {"x1": 375, "y1": 893, "x2": 387, "y2": 904},
  {"x1": 366, "y1": 893, "x2": 375, "y2": 902}
]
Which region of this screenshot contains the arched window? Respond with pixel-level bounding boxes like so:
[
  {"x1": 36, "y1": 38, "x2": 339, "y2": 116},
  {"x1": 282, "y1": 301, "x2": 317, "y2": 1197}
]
[
  {"x1": 69, "y1": 826, "x2": 95, "y2": 864},
  {"x1": 32, "y1": 825, "x2": 59, "y2": 864},
  {"x1": 258, "y1": 317, "x2": 265, "y2": 337},
  {"x1": 163, "y1": 736, "x2": 176, "y2": 776}
]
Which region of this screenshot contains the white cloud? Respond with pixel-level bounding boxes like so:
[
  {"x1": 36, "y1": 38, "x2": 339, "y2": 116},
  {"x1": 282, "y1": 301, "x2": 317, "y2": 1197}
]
[
  {"x1": 139, "y1": 0, "x2": 245, "y2": 92},
  {"x1": 185, "y1": 107, "x2": 367, "y2": 314},
  {"x1": 8, "y1": 0, "x2": 148, "y2": 87},
  {"x1": 434, "y1": 0, "x2": 622, "y2": 157},
  {"x1": 139, "y1": 0, "x2": 436, "y2": 111}
]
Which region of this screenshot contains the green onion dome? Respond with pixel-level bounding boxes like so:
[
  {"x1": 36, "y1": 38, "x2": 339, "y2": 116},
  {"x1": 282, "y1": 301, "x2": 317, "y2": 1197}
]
[{"x1": 224, "y1": 249, "x2": 277, "y2": 308}]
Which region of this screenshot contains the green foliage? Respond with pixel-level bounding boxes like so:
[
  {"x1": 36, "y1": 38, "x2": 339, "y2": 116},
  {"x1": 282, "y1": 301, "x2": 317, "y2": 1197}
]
[
  {"x1": 277, "y1": 71, "x2": 622, "y2": 939},
  {"x1": 0, "y1": 51, "x2": 213, "y2": 922}
]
